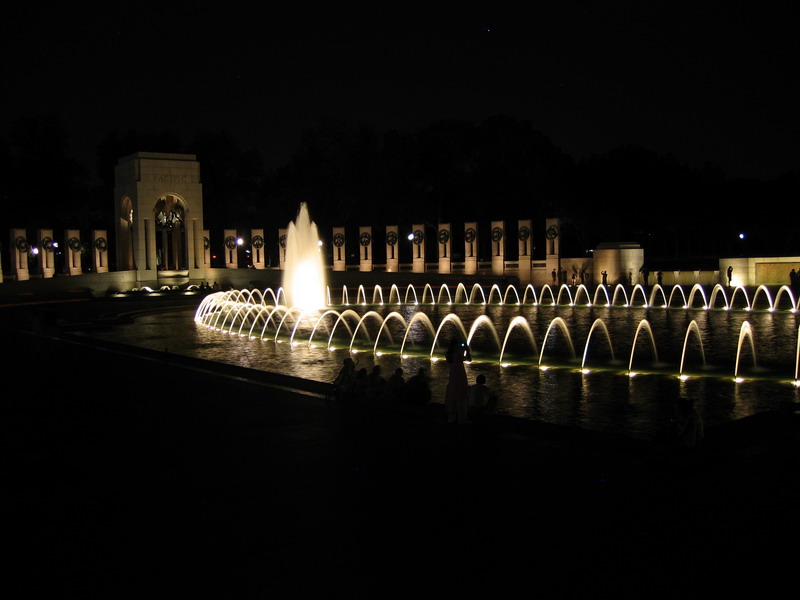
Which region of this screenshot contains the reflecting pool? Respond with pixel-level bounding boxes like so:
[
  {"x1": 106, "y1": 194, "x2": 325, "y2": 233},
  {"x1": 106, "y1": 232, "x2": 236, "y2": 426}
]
[{"x1": 83, "y1": 282, "x2": 800, "y2": 441}]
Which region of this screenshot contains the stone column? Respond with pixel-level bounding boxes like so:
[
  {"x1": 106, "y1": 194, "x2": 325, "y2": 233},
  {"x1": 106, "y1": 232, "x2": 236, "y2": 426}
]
[
  {"x1": 10, "y1": 229, "x2": 30, "y2": 281},
  {"x1": 224, "y1": 229, "x2": 239, "y2": 269},
  {"x1": 92, "y1": 230, "x2": 109, "y2": 274},
  {"x1": 437, "y1": 223, "x2": 451, "y2": 274},
  {"x1": 517, "y1": 219, "x2": 532, "y2": 284},
  {"x1": 464, "y1": 222, "x2": 478, "y2": 275},
  {"x1": 385, "y1": 225, "x2": 399, "y2": 272},
  {"x1": 202, "y1": 230, "x2": 211, "y2": 270},
  {"x1": 38, "y1": 229, "x2": 56, "y2": 278},
  {"x1": 65, "y1": 229, "x2": 82, "y2": 275},
  {"x1": 490, "y1": 220, "x2": 505, "y2": 275},
  {"x1": 411, "y1": 224, "x2": 425, "y2": 273},
  {"x1": 189, "y1": 218, "x2": 204, "y2": 271},
  {"x1": 332, "y1": 227, "x2": 346, "y2": 271},
  {"x1": 251, "y1": 228, "x2": 265, "y2": 269},
  {"x1": 278, "y1": 228, "x2": 288, "y2": 269},
  {"x1": 545, "y1": 218, "x2": 561, "y2": 286},
  {"x1": 145, "y1": 218, "x2": 157, "y2": 272},
  {"x1": 359, "y1": 226, "x2": 373, "y2": 272}
]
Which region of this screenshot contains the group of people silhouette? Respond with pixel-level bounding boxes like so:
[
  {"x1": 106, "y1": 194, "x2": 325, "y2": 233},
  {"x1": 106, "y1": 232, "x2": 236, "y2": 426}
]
[
  {"x1": 331, "y1": 338, "x2": 497, "y2": 423},
  {"x1": 332, "y1": 358, "x2": 432, "y2": 407},
  {"x1": 197, "y1": 281, "x2": 221, "y2": 292}
]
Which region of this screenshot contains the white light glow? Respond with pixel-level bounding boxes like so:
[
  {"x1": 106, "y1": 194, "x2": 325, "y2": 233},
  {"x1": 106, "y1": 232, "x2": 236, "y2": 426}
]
[{"x1": 283, "y1": 203, "x2": 327, "y2": 311}]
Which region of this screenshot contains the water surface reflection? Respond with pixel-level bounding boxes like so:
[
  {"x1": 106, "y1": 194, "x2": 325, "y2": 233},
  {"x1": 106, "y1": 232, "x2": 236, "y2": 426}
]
[{"x1": 82, "y1": 302, "x2": 800, "y2": 441}]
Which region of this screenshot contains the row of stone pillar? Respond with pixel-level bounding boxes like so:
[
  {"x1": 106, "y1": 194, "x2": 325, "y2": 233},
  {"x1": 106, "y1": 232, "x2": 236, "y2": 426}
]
[
  {"x1": 3, "y1": 229, "x2": 108, "y2": 282},
  {"x1": 222, "y1": 219, "x2": 544, "y2": 273},
  {"x1": 323, "y1": 221, "x2": 524, "y2": 274},
  {"x1": 5, "y1": 219, "x2": 557, "y2": 279}
]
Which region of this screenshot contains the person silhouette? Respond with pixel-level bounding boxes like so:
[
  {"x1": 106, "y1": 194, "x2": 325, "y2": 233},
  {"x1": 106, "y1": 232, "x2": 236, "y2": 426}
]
[
  {"x1": 352, "y1": 368, "x2": 369, "y2": 402},
  {"x1": 385, "y1": 367, "x2": 406, "y2": 404},
  {"x1": 367, "y1": 365, "x2": 387, "y2": 403},
  {"x1": 406, "y1": 368, "x2": 431, "y2": 406},
  {"x1": 445, "y1": 339, "x2": 471, "y2": 424},
  {"x1": 468, "y1": 374, "x2": 497, "y2": 420},
  {"x1": 332, "y1": 357, "x2": 357, "y2": 402}
]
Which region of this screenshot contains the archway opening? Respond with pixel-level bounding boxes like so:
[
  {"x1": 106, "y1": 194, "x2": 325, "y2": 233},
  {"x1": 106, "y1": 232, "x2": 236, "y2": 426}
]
[{"x1": 154, "y1": 195, "x2": 187, "y2": 270}]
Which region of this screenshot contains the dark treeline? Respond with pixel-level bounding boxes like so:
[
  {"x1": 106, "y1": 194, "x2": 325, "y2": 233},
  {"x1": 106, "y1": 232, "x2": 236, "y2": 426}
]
[{"x1": 1, "y1": 114, "x2": 797, "y2": 269}]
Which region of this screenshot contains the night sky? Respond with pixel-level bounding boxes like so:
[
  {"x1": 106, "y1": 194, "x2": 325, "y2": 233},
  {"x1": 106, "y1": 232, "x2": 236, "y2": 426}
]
[{"x1": 2, "y1": 3, "x2": 798, "y2": 181}]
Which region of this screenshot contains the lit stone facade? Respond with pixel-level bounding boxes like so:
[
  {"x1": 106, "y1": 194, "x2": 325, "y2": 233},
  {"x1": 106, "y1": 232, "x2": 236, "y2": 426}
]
[{"x1": 114, "y1": 152, "x2": 207, "y2": 287}]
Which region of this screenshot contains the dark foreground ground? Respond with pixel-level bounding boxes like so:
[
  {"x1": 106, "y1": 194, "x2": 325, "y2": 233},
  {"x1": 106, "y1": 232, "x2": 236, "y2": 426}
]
[{"x1": 4, "y1": 294, "x2": 800, "y2": 598}]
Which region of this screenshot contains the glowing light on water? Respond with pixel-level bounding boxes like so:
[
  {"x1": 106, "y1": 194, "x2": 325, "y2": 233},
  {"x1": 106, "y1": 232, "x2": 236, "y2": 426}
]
[
  {"x1": 195, "y1": 281, "x2": 800, "y2": 384},
  {"x1": 283, "y1": 203, "x2": 327, "y2": 312}
]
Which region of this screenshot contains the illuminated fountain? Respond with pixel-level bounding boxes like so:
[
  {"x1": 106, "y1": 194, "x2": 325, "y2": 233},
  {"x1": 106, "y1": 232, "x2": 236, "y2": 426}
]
[
  {"x1": 190, "y1": 225, "x2": 800, "y2": 439},
  {"x1": 196, "y1": 281, "x2": 800, "y2": 382},
  {"x1": 282, "y1": 202, "x2": 326, "y2": 312}
]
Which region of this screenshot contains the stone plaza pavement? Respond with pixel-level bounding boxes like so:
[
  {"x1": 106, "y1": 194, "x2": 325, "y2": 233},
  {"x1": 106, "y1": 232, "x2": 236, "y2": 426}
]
[{"x1": 4, "y1": 294, "x2": 800, "y2": 597}]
